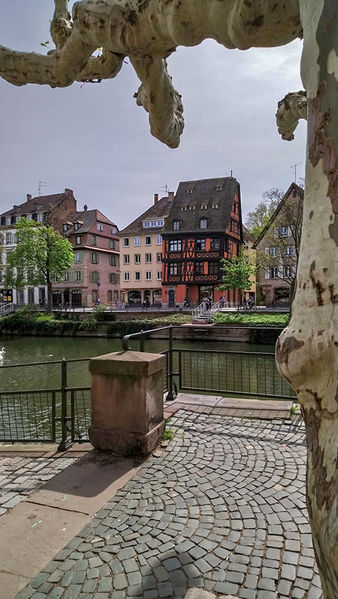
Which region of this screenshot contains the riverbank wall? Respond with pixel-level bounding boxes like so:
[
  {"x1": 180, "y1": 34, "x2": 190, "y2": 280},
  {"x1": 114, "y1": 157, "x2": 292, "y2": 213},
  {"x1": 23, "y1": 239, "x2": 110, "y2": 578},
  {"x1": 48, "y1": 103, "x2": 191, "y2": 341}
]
[{"x1": 0, "y1": 323, "x2": 283, "y2": 344}]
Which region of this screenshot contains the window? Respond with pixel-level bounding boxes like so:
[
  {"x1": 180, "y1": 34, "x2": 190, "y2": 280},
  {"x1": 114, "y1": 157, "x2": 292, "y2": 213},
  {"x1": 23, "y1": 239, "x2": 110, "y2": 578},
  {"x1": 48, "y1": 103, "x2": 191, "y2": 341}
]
[
  {"x1": 64, "y1": 272, "x2": 70, "y2": 282},
  {"x1": 109, "y1": 254, "x2": 119, "y2": 267},
  {"x1": 134, "y1": 236, "x2": 140, "y2": 246},
  {"x1": 157, "y1": 271, "x2": 162, "y2": 280},
  {"x1": 74, "y1": 222, "x2": 79, "y2": 231},
  {"x1": 5, "y1": 233, "x2": 12, "y2": 245},
  {"x1": 169, "y1": 263, "x2": 179, "y2": 275},
  {"x1": 10, "y1": 215, "x2": 16, "y2": 225},
  {"x1": 145, "y1": 271, "x2": 152, "y2": 280},
  {"x1": 91, "y1": 252, "x2": 99, "y2": 264},
  {"x1": 145, "y1": 253, "x2": 152, "y2": 263},
  {"x1": 279, "y1": 226, "x2": 289, "y2": 237},
  {"x1": 230, "y1": 220, "x2": 239, "y2": 234},
  {"x1": 109, "y1": 239, "x2": 117, "y2": 250},
  {"x1": 199, "y1": 218, "x2": 208, "y2": 230},
  {"x1": 123, "y1": 237, "x2": 130, "y2": 247},
  {"x1": 216, "y1": 184, "x2": 223, "y2": 191},
  {"x1": 76, "y1": 236, "x2": 81, "y2": 245},
  {"x1": 284, "y1": 265, "x2": 293, "y2": 278},
  {"x1": 269, "y1": 247, "x2": 278, "y2": 256},
  {"x1": 135, "y1": 272, "x2": 141, "y2": 281},
  {"x1": 169, "y1": 240, "x2": 182, "y2": 251},
  {"x1": 32, "y1": 213, "x2": 38, "y2": 222},
  {"x1": 145, "y1": 236, "x2": 151, "y2": 245},
  {"x1": 0, "y1": 270, "x2": 2, "y2": 283},
  {"x1": 108, "y1": 290, "x2": 113, "y2": 303},
  {"x1": 92, "y1": 290, "x2": 98, "y2": 302},
  {"x1": 111, "y1": 226, "x2": 117, "y2": 235},
  {"x1": 1, "y1": 217, "x2": 6, "y2": 226},
  {"x1": 90, "y1": 271, "x2": 99, "y2": 283},
  {"x1": 156, "y1": 252, "x2": 162, "y2": 262},
  {"x1": 143, "y1": 219, "x2": 164, "y2": 228},
  {"x1": 63, "y1": 223, "x2": 68, "y2": 232},
  {"x1": 74, "y1": 251, "x2": 83, "y2": 263},
  {"x1": 135, "y1": 254, "x2": 141, "y2": 264},
  {"x1": 173, "y1": 220, "x2": 180, "y2": 231},
  {"x1": 284, "y1": 246, "x2": 294, "y2": 256},
  {"x1": 211, "y1": 203, "x2": 219, "y2": 209},
  {"x1": 109, "y1": 273, "x2": 120, "y2": 284},
  {"x1": 208, "y1": 262, "x2": 219, "y2": 275},
  {"x1": 270, "y1": 267, "x2": 279, "y2": 279},
  {"x1": 90, "y1": 234, "x2": 97, "y2": 246},
  {"x1": 156, "y1": 235, "x2": 162, "y2": 245},
  {"x1": 210, "y1": 238, "x2": 220, "y2": 250},
  {"x1": 75, "y1": 271, "x2": 83, "y2": 281},
  {"x1": 195, "y1": 262, "x2": 204, "y2": 275},
  {"x1": 123, "y1": 254, "x2": 130, "y2": 264},
  {"x1": 97, "y1": 223, "x2": 104, "y2": 231},
  {"x1": 124, "y1": 272, "x2": 130, "y2": 282},
  {"x1": 196, "y1": 239, "x2": 206, "y2": 251}
]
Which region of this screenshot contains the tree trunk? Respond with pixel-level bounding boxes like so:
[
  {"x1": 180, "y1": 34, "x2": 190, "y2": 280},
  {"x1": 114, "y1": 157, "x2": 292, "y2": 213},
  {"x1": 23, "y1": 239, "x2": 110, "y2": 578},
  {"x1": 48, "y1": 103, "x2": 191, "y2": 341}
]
[
  {"x1": 276, "y1": 2, "x2": 338, "y2": 597},
  {"x1": 47, "y1": 280, "x2": 53, "y2": 314}
]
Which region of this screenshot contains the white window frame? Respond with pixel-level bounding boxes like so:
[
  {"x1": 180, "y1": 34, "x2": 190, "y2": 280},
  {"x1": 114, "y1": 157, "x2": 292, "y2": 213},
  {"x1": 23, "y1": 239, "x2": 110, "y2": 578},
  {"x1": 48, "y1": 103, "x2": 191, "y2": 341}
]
[
  {"x1": 135, "y1": 271, "x2": 141, "y2": 281},
  {"x1": 145, "y1": 271, "x2": 152, "y2": 280},
  {"x1": 123, "y1": 237, "x2": 130, "y2": 247},
  {"x1": 134, "y1": 236, "x2": 140, "y2": 246},
  {"x1": 124, "y1": 272, "x2": 130, "y2": 282},
  {"x1": 156, "y1": 235, "x2": 162, "y2": 245},
  {"x1": 145, "y1": 253, "x2": 152, "y2": 263},
  {"x1": 157, "y1": 271, "x2": 162, "y2": 280},
  {"x1": 123, "y1": 255, "x2": 130, "y2": 264},
  {"x1": 145, "y1": 236, "x2": 151, "y2": 246}
]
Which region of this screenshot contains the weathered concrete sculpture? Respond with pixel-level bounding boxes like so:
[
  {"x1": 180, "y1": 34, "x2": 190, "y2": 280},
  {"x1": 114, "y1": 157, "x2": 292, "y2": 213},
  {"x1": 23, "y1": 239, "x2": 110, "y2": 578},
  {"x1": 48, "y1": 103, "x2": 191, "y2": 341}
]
[{"x1": 0, "y1": 1, "x2": 337, "y2": 597}]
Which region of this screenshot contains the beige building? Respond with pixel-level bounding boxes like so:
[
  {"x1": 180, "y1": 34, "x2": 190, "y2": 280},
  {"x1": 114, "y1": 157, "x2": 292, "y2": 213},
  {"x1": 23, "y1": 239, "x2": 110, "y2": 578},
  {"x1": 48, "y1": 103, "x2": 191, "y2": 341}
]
[
  {"x1": 242, "y1": 226, "x2": 256, "y2": 304},
  {"x1": 119, "y1": 193, "x2": 173, "y2": 305},
  {"x1": 253, "y1": 182, "x2": 303, "y2": 307}
]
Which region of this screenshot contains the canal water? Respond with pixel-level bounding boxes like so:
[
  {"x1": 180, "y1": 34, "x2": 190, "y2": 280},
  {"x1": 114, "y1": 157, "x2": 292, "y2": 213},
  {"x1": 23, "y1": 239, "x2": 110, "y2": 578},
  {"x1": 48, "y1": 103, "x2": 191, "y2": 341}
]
[{"x1": 0, "y1": 335, "x2": 274, "y2": 392}]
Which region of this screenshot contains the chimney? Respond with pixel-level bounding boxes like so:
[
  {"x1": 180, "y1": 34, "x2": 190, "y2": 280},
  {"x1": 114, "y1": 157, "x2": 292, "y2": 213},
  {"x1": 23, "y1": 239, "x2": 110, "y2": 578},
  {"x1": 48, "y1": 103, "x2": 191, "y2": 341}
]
[
  {"x1": 154, "y1": 193, "x2": 159, "y2": 204},
  {"x1": 168, "y1": 191, "x2": 175, "y2": 200},
  {"x1": 65, "y1": 188, "x2": 74, "y2": 196},
  {"x1": 83, "y1": 204, "x2": 88, "y2": 211},
  {"x1": 26, "y1": 194, "x2": 32, "y2": 201}
]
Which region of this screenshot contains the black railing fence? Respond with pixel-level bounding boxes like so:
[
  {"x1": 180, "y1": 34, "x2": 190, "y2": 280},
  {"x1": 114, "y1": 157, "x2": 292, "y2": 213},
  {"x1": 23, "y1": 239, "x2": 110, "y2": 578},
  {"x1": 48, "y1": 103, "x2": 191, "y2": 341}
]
[
  {"x1": 0, "y1": 358, "x2": 90, "y2": 449},
  {"x1": 0, "y1": 326, "x2": 296, "y2": 448}
]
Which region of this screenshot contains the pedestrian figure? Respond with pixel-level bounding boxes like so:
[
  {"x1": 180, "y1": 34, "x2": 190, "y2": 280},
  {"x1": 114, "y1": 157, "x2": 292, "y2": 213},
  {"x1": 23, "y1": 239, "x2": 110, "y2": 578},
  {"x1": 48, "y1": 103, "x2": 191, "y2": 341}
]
[{"x1": 220, "y1": 296, "x2": 225, "y2": 309}]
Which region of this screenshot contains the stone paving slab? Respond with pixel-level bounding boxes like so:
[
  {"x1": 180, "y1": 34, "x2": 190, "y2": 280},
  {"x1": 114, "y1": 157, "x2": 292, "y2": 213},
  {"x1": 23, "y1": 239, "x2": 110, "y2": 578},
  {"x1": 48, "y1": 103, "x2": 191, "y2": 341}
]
[
  {"x1": 14, "y1": 411, "x2": 322, "y2": 599},
  {"x1": 0, "y1": 455, "x2": 77, "y2": 517}
]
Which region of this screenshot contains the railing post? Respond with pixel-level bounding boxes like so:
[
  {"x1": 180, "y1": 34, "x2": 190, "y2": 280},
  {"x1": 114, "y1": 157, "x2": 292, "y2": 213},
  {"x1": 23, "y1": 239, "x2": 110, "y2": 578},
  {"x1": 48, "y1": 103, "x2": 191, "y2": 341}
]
[
  {"x1": 58, "y1": 358, "x2": 68, "y2": 451},
  {"x1": 140, "y1": 331, "x2": 145, "y2": 352},
  {"x1": 166, "y1": 325, "x2": 176, "y2": 401}
]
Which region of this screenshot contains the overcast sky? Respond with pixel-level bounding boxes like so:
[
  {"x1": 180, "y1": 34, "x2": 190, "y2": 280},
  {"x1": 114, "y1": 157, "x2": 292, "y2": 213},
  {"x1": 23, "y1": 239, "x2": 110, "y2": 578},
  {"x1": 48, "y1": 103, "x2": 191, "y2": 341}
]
[{"x1": 0, "y1": 1, "x2": 306, "y2": 229}]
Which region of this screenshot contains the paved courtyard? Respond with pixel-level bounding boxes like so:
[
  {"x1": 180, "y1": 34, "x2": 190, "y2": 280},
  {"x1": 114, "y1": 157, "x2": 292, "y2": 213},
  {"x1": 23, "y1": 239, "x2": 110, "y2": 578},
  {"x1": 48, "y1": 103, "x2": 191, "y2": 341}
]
[
  {"x1": 0, "y1": 455, "x2": 77, "y2": 516},
  {"x1": 14, "y1": 410, "x2": 322, "y2": 599}
]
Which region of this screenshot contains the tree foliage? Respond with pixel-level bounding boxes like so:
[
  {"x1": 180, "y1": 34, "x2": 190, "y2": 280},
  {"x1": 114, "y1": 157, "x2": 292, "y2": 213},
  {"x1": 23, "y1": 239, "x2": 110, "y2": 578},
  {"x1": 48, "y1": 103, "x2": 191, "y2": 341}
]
[
  {"x1": 4, "y1": 218, "x2": 74, "y2": 311},
  {"x1": 245, "y1": 188, "x2": 284, "y2": 239},
  {"x1": 218, "y1": 250, "x2": 256, "y2": 306}
]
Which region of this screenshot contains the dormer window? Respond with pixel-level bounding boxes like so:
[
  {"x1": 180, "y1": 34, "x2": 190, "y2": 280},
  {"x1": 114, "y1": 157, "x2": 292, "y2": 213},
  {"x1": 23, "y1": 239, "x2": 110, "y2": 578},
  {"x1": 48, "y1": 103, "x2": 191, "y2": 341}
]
[
  {"x1": 186, "y1": 188, "x2": 193, "y2": 194},
  {"x1": 173, "y1": 219, "x2": 180, "y2": 231},
  {"x1": 216, "y1": 185, "x2": 223, "y2": 191},
  {"x1": 199, "y1": 218, "x2": 208, "y2": 230},
  {"x1": 74, "y1": 223, "x2": 79, "y2": 231},
  {"x1": 201, "y1": 204, "x2": 208, "y2": 210},
  {"x1": 63, "y1": 223, "x2": 68, "y2": 232},
  {"x1": 212, "y1": 203, "x2": 219, "y2": 209}
]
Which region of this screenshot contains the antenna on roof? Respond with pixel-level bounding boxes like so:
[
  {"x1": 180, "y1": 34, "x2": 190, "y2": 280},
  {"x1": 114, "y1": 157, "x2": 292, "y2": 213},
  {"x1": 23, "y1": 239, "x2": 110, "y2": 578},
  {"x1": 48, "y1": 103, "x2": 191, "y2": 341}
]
[
  {"x1": 38, "y1": 180, "x2": 47, "y2": 196},
  {"x1": 160, "y1": 185, "x2": 169, "y2": 196},
  {"x1": 230, "y1": 170, "x2": 233, "y2": 178},
  {"x1": 290, "y1": 162, "x2": 302, "y2": 183}
]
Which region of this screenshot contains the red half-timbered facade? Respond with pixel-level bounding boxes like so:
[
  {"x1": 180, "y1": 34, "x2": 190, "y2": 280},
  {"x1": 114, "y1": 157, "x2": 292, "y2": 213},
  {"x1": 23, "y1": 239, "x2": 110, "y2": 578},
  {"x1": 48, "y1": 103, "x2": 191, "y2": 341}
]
[{"x1": 162, "y1": 177, "x2": 243, "y2": 307}]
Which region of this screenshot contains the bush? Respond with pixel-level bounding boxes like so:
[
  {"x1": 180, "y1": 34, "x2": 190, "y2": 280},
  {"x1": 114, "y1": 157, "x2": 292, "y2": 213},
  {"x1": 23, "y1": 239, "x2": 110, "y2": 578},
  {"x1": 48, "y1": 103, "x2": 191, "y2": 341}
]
[
  {"x1": 211, "y1": 312, "x2": 289, "y2": 327},
  {"x1": 0, "y1": 313, "x2": 81, "y2": 335},
  {"x1": 106, "y1": 314, "x2": 190, "y2": 337}
]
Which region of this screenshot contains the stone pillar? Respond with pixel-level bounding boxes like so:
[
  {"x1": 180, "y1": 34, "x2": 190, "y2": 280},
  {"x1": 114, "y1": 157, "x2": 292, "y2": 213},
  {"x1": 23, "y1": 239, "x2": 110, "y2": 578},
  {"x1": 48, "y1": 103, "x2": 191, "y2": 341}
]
[{"x1": 89, "y1": 351, "x2": 166, "y2": 456}]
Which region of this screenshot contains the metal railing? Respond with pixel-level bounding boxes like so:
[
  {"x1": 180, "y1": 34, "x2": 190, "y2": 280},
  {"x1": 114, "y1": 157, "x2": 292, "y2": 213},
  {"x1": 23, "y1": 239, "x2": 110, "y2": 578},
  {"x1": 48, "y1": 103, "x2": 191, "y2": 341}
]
[
  {"x1": 0, "y1": 303, "x2": 16, "y2": 316},
  {"x1": 192, "y1": 301, "x2": 221, "y2": 321},
  {"x1": 122, "y1": 325, "x2": 296, "y2": 402},
  {"x1": 0, "y1": 357, "x2": 91, "y2": 449}
]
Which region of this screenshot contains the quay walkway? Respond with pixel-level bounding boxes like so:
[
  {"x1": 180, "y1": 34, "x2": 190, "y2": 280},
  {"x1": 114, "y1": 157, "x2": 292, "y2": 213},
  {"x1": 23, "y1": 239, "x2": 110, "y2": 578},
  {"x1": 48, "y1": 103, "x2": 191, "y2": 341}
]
[{"x1": 0, "y1": 395, "x2": 321, "y2": 599}]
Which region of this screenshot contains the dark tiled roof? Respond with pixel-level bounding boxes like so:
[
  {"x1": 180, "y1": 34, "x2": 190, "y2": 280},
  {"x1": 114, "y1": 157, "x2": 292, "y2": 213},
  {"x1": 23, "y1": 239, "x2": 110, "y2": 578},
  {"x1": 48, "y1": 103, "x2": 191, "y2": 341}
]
[
  {"x1": 0, "y1": 192, "x2": 70, "y2": 218},
  {"x1": 253, "y1": 182, "x2": 304, "y2": 248},
  {"x1": 119, "y1": 196, "x2": 172, "y2": 236},
  {"x1": 66, "y1": 209, "x2": 116, "y2": 235},
  {"x1": 163, "y1": 177, "x2": 240, "y2": 235}
]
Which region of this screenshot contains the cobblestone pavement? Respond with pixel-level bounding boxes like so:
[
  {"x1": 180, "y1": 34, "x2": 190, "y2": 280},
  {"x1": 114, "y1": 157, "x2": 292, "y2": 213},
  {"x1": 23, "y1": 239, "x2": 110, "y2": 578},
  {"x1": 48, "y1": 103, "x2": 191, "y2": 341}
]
[
  {"x1": 0, "y1": 456, "x2": 77, "y2": 516},
  {"x1": 15, "y1": 412, "x2": 322, "y2": 599}
]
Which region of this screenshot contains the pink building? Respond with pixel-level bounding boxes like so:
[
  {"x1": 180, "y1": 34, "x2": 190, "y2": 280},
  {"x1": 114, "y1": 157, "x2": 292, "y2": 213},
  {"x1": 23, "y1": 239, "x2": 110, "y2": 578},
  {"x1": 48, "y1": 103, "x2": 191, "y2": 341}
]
[{"x1": 52, "y1": 206, "x2": 120, "y2": 308}]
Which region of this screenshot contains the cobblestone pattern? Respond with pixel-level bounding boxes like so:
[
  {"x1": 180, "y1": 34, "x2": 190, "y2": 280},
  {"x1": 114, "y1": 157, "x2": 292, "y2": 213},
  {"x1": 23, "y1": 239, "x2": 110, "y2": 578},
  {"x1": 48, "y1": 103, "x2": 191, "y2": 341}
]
[
  {"x1": 15, "y1": 413, "x2": 322, "y2": 599},
  {"x1": 0, "y1": 456, "x2": 77, "y2": 516}
]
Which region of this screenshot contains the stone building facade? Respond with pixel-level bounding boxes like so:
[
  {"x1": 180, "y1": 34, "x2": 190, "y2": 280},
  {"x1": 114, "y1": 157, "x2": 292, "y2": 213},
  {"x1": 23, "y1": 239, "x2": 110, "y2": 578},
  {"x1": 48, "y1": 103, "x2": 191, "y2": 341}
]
[
  {"x1": 119, "y1": 194, "x2": 173, "y2": 306},
  {"x1": 253, "y1": 182, "x2": 304, "y2": 307},
  {"x1": 52, "y1": 207, "x2": 120, "y2": 308},
  {"x1": 0, "y1": 189, "x2": 76, "y2": 306}
]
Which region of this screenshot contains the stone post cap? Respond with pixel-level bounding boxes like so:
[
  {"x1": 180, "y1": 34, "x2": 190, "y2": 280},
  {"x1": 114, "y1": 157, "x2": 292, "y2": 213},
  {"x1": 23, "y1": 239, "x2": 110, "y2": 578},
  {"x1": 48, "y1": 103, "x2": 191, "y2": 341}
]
[{"x1": 89, "y1": 351, "x2": 165, "y2": 376}]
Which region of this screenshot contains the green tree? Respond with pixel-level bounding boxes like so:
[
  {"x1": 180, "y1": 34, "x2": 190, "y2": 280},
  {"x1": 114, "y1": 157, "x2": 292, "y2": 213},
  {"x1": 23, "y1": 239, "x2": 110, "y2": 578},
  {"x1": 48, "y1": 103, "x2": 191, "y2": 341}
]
[
  {"x1": 4, "y1": 218, "x2": 74, "y2": 312},
  {"x1": 218, "y1": 250, "x2": 256, "y2": 308},
  {"x1": 245, "y1": 188, "x2": 284, "y2": 238}
]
